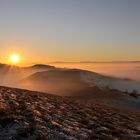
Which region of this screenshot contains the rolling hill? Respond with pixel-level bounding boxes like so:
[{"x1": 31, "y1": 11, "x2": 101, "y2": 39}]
[{"x1": 21, "y1": 68, "x2": 140, "y2": 95}]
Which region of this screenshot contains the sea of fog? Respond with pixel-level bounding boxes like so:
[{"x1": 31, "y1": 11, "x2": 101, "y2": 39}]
[{"x1": 50, "y1": 62, "x2": 140, "y2": 81}]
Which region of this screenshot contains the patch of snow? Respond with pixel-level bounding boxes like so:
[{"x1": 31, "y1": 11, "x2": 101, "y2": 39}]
[{"x1": 81, "y1": 71, "x2": 140, "y2": 93}]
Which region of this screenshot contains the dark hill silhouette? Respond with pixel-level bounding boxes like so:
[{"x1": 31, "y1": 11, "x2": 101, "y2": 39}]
[
  {"x1": 21, "y1": 69, "x2": 89, "y2": 95},
  {"x1": 25, "y1": 64, "x2": 55, "y2": 70}
]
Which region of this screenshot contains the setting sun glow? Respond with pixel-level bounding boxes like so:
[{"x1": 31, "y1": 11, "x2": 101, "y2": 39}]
[{"x1": 10, "y1": 54, "x2": 20, "y2": 64}]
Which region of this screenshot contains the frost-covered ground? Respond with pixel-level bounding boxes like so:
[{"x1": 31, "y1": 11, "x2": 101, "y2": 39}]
[{"x1": 0, "y1": 86, "x2": 140, "y2": 140}]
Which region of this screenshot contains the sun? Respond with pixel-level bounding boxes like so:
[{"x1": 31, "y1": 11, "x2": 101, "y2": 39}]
[{"x1": 10, "y1": 54, "x2": 20, "y2": 64}]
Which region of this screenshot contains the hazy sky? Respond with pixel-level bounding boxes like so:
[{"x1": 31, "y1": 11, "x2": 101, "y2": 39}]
[{"x1": 0, "y1": 0, "x2": 140, "y2": 65}]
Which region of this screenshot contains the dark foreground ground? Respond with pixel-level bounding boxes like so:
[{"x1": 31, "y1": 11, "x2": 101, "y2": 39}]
[{"x1": 0, "y1": 86, "x2": 140, "y2": 140}]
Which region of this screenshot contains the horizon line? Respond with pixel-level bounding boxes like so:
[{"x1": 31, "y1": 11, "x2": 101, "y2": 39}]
[
  {"x1": 1, "y1": 60, "x2": 140, "y2": 67},
  {"x1": 50, "y1": 61, "x2": 140, "y2": 64}
]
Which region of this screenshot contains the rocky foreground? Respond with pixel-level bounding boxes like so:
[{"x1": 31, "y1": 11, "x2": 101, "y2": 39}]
[{"x1": 0, "y1": 86, "x2": 140, "y2": 140}]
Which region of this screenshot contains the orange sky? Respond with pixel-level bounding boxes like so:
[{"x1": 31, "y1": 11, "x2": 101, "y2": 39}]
[
  {"x1": 0, "y1": 39, "x2": 140, "y2": 66},
  {"x1": 0, "y1": 1, "x2": 140, "y2": 66}
]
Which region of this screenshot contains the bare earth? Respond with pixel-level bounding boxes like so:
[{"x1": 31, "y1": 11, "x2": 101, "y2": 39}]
[{"x1": 0, "y1": 86, "x2": 140, "y2": 140}]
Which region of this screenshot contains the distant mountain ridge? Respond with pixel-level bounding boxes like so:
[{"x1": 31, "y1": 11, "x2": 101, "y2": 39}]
[
  {"x1": 51, "y1": 61, "x2": 140, "y2": 63},
  {"x1": 0, "y1": 63, "x2": 55, "y2": 69},
  {"x1": 24, "y1": 64, "x2": 55, "y2": 69}
]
